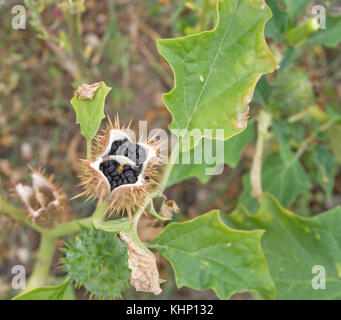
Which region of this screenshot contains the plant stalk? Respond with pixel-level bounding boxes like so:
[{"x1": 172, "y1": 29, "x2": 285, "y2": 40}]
[
  {"x1": 0, "y1": 197, "x2": 45, "y2": 234},
  {"x1": 132, "y1": 140, "x2": 180, "y2": 232},
  {"x1": 26, "y1": 233, "x2": 57, "y2": 291},
  {"x1": 250, "y1": 110, "x2": 272, "y2": 200}
]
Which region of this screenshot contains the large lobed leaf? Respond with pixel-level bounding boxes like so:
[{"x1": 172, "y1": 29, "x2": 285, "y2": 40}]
[
  {"x1": 224, "y1": 194, "x2": 341, "y2": 299},
  {"x1": 158, "y1": 0, "x2": 277, "y2": 150},
  {"x1": 149, "y1": 210, "x2": 275, "y2": 299}
]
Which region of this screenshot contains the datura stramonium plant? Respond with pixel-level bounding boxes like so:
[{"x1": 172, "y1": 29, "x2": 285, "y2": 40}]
[
  {"x1": 77, "y1": 116, "x2": 164, "y2": 218},
  {"x1": 15, "y1": 168, "x2": 69, "y2": 228}
]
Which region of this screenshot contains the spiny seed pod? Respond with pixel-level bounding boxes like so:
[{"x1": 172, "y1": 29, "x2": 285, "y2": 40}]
[
  {"x1": 15, "y1": 167, "x2": 69, "y2": 228},
  {"x1": 77, "y1": 116, "x2": 164, "y2": 218},
  {"x1": 62, "y1": 227, "x2": 131, "y2": 299}
]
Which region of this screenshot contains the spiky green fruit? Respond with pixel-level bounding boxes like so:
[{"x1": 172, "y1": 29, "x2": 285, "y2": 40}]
[{"x1": 62, "y1": 227, "x2": 130, "y2": 299}]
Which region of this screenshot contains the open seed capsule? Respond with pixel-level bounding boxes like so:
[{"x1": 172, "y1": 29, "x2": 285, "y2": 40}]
[{"x1": 77, "y1": 116, "x2": 164, "y2": 217}]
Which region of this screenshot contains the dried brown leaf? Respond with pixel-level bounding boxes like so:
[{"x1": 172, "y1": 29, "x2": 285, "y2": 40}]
[
  {"x1": 75, "y1": 82, "x2": 102, "y2": 100},
  {"x1": 159, "y1": 200, "x2": 179, "y2": 218},
  {"x1": 119, "y1": 231, "x2": 162, "y2": 295}
]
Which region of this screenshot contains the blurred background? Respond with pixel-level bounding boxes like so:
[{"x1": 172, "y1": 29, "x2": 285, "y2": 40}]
[{"x1": 0, "y1": 0, "x2": 341, "y2": 299}]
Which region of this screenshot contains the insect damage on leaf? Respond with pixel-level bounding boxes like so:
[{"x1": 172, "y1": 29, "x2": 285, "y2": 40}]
[
  {"x1": 71, "y1": 81, "x2": 111, "y2": 142},
  {"x1": 119, "y1": 231, "x2": 162, "y2": 295},
  {"x1": 75, "y1": 82, "x2": 102, "y2": 100}
]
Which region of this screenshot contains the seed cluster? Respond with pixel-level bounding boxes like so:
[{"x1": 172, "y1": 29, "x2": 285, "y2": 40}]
[
  {"x1": 99, "y1": 160, "x2": 143, "y2": 190},
  {"x1": 108, "y1": 139, "x2": 146, "y2": 164},
  {"x1": 100, "y1": 139, "x2": 148, "y2": 190}
]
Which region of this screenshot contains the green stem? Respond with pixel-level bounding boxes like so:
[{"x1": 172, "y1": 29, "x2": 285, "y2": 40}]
[
  {"x1": 287, "y1": 119, "x2": 336, "y2": 168},
  {"x1": 50, "y1": 201, "x2": 107, "y2": 238},
  {"x1": 250, "y1": 110, "x2": 272, "y2": 200},
  {"x1": 288, "y1": 105, "x2": 328, "y2": 124},
  {"x1": 67, "y1": 9, "x2": 87, "y2": 78},
  {"x1": 25, "y1": 233, "x2": 57, "y2": 291},
  {"x1": 0, "y1": 197, "x2": 45, "y2": 234},
  {"x1": 132, "y1": 140, "x2": 180, "y2": 233}
]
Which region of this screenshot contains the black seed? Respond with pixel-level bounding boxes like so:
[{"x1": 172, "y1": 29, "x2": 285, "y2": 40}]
[
  {"x1": 108, "y1": 165, "x2": 115, "y2": 172},
  {"x1": 122, "y1": 165, "x2": 129, "y2": 171},
  {"x1": 123, "y1": 178, "x2": 128, "y2": 184},
  {"x1": 111, "y1": 181, "x2": 116, "y2": 189},
  {"x1": 113, "y1": 175, "x2": 120, "y2": 181},
  {"x1": 126, "y1": 176, "x2": 134, "y2": 183},
  {"x1": 111, "y1": 171, "x2": 118, "y2": 177},
  {"x1": 104, "y1": 169, "x2": 110, "y2": 176},
  {"x1": 129, "y1": 176, "x2": 138, "y2": 183},
  {"x1": 132, "y1": 165, "x2": 140, "y2": 172},
  {"x1": 145, "y1": 176, "x2": 150, "y2": 181},
  {"x1": 107, "y1": 176, "x2": 112, "y2": 183},
  {"x1": 125, "y1": 170, "x2": 134, "y2": 176}
]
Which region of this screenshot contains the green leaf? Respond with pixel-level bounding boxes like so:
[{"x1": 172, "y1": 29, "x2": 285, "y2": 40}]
[
  {"x1": 71, "y1": 81, "x2": 111, "y2": 142},
  {"x1": 283, "y1": 0, "x2": 313, "y2": 20},
  {"x1": 149, "y1": 210, "x2": 275, "y2": 299},
  {"x1": 272, "y1": 119, "x2": 304, "y2": 163},
  {"x1": 94, "y1": 217, "x2": 131, "y2": 234},
  {"x1": 265, "y1": 0, "x2": 289, "y2": 42},
  {"x1": 12, "y1": 280, "x2": 73, "y2": 300},
  {"x1": 313, "y1": 145, "x2": 339, "y2": 202},
  {"x1": 224, "y1": 194, "x2": 341, "y2": 299},
  {"x1": 158, "y1": 0, "x2": 277, "y2": 150},
  {"x1": 306, "y1": 16, "x2": 341, "y2": 48},
  {"x1": 328, "y1": 124, "x2": 341, "y2": 164},
  {"x1": 239, "y1": 153, "x2": 312, "y2": 213},
  {"x1": 167, "y1": 123, "x2": 254, "y2": 187}
]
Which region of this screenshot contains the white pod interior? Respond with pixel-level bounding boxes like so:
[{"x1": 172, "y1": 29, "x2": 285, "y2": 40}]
[{"x1": 91, "y1": 129, "x2": 156, "y2": 190}]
